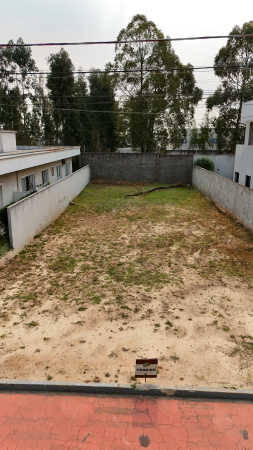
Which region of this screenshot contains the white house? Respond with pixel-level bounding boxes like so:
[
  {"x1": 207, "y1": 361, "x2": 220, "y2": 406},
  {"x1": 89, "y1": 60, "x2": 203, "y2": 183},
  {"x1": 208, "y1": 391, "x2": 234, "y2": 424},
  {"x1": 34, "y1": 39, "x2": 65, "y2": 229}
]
[
  {"x1": 0, "y1": 129, "x2": 80, "y2": 208},
  {"x1": 234, "y1": 100, "x2": 253, "y2": 189}
]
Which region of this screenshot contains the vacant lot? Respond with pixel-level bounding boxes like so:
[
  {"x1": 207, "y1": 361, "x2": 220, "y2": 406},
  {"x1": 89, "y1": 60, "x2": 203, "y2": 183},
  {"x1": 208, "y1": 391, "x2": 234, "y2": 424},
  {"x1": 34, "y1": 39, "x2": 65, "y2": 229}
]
[{"x1": 0, "y1": 183, "x2": 253, "y2": 388}]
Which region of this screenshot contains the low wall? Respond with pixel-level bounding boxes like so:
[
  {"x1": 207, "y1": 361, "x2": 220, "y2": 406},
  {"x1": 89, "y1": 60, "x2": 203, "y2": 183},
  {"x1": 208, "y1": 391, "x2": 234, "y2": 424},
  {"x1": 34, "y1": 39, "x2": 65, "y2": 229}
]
[
  {"x1": 192, "y1": 166, "x2": 253, "y2": 232},
  {"x1": 193, "y1": 154, "x2": 235, "y2": 180},
  {"x1": 79, "y1": 153, "x2": 193, "y2": 184},
  {"x1": 7, "y1": 165, "x2": 90, "y2": 252}
]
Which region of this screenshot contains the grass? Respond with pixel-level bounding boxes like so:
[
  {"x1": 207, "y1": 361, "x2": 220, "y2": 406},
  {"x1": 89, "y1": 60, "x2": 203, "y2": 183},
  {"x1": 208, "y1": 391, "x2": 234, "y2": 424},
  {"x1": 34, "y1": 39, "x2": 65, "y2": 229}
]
[{"x1": 1, "y1": 183, "x2": 253, "y2": 384}]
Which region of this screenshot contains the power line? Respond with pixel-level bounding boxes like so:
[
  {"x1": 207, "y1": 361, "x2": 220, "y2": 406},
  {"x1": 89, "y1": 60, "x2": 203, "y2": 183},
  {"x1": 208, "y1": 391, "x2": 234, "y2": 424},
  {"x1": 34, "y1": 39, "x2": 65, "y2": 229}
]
[
  {"x1": 2, "y1": 65, "x2": 253, "y2": 77},
  {"x1": 1, "y1": 34, "x2": 253, "y2": 48}
]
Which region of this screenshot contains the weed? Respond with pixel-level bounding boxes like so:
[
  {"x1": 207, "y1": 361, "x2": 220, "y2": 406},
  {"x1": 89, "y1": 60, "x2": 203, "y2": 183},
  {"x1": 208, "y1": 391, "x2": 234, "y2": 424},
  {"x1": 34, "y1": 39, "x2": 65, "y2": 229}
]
[
  {"x1": 105, "y1": 372, "x2": 110, "y2": 377},
  {"x1": 170, "y1": 355, "x2": 180, "y2": 362},
  {"x1": 93, "y1": 376, "x2": 101, "y2": 383},
  {"x1": 47, "y1": 375, "x2": 53, "y2": 381},
  {"x1": 27, "y1": 321, "x2": 39, "y2": 327}
]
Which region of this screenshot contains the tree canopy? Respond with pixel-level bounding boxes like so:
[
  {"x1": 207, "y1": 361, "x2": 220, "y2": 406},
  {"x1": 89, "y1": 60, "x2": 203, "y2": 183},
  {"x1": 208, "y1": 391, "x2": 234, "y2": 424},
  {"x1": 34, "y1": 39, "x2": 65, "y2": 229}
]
[
  {"x1": 207, "y1": 21, "x2": 253, "y2": 153},
  {"x1": 113, "y1": 14, "x2": 202, "y2": 152}
]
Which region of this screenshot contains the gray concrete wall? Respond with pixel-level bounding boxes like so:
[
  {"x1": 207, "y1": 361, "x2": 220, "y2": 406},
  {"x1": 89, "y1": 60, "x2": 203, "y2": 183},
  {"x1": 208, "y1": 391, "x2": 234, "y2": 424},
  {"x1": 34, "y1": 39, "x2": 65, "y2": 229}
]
[
  {"x1": 192, "y1": 166, "x2": 253, "y2": 232},
  {"x1": 193, "y1": 154, "x2": 235, "y2": 180},
  {"x1": 79, "y1": 153, "x2": 193, "y2": 184},
  {"x1": 7, "y1": 165, "x2": 90, "y2": 252}
]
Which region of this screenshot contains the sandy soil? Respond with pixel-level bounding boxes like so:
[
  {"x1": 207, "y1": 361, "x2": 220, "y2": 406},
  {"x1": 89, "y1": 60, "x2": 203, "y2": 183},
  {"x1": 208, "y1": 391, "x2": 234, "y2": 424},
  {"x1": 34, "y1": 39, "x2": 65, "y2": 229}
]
[{"x1": 0, "y1": 185, "x2": 253, "y2": 389}]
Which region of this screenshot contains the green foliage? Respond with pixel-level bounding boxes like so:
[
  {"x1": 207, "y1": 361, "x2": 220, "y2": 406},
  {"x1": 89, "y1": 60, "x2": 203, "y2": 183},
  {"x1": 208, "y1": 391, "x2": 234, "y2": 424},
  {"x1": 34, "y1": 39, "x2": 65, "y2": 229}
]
[
  {"x1": 87, "y1": 70, "x2": 118, "y2": 152},
  {"x1": 207, "y1": 21, "x2": 253, "y2": 153},
  {"x1": 0, "y1": 206, "x2": 8, "y2": 237},
  {"x1": 113, "y1": 14, "x2": 202, "y2": 152},
  {"x1": 47, "y1": 48, "x2": 75, "y2": 144},
  {"x1": 189, "y1": 115, "x2": 214, "y2": 152},
  {"x1": 0, "y1": 38, "x2": 38, "y2": 144},
  {"x1": 194, "y1": 157, "x2": 214, "y2": 171}
]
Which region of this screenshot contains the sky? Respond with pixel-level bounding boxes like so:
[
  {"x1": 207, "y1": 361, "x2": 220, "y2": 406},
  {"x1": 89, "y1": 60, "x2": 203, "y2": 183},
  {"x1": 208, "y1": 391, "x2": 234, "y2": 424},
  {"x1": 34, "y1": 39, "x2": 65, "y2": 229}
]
[{"x1": 1, "y1": 0, "x2": 252, "y2": 123}]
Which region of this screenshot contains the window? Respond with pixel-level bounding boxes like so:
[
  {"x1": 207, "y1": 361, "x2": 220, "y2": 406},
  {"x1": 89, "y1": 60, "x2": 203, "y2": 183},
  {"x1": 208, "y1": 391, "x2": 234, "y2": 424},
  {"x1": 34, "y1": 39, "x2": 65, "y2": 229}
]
[
  {"x1": 65, "y1": 162, "x2": 71, "y2": 176},
  {"x1": 234, "y1": 172, "x2": 239, "y2": 183},
  {"x1": 51, "y1": 167, "x2": 54, "y2": 177},
  {"x1": 248, "y1": 123, "x2": 253, "y2": 145},
  {"x1": 245, "y1": 175, "x2": 251, "y2": 188},
  {"x1": 21, "y1": 174, "x2": 35, "y2": 192},
  {"x1": 56, "y1": 164, "x2": 61, "y2": 179},
  {"x1": 42, "y1": 169, "x2": 48, "y2": 186}
]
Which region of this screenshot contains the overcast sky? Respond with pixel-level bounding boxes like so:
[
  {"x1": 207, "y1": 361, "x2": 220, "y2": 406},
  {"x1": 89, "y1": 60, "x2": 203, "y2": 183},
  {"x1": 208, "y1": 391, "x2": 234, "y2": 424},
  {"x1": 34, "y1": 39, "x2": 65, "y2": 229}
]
[{"x1": 1, "y1": 0, "x2": 252, "y2": 122}]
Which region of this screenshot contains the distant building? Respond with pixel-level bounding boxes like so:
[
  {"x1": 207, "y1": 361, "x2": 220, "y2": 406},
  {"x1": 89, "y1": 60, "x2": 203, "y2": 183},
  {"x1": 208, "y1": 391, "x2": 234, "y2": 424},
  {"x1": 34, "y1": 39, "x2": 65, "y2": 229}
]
[
  {"x1": 234, "y1": 100, "x2": 253, "y2": 189},
  {"x1": 168, "y1": 129, "x2": 218, "y2": 152},
  {"x1": 0, "y1": 129, "x2": 80, "y2": 208}
]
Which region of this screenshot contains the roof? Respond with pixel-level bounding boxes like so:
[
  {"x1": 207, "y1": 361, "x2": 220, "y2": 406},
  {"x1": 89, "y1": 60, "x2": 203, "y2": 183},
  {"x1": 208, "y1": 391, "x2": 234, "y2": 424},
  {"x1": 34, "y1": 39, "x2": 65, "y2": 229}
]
[{"x1": 0, "y1": 146, "x2": 80, "y2": 176}]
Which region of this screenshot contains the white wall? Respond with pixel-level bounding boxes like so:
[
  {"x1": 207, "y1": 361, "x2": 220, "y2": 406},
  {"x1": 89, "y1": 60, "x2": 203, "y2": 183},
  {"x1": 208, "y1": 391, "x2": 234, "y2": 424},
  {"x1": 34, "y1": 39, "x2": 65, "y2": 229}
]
[
  {"x1": 193, "y1": 154, "x2": 235, "y2": 180},
  {"x1": 0, "y1": 147, "x2": 79, "y2": 176},
  {"x1": 0, "y1": 172, "x2": 18, "y2": 206},
  {"x1": 241, "y1": 100, "x2": 253, "y2": 123},
  {"x1": 0, "y1": 131, "x2": 17, "y2": 153},
  {"x1": 7, "y1": 165, "x2": 90, "y2": 252},
  {"x1": 234, "y1": 145, "x2": 253, "y2": 188},
  {"x1": 192, "y1": 166, "x2": 253, "y2": 232},
  {"x1": 0, "y1": 158, "x2": 73, "y2": 206}
]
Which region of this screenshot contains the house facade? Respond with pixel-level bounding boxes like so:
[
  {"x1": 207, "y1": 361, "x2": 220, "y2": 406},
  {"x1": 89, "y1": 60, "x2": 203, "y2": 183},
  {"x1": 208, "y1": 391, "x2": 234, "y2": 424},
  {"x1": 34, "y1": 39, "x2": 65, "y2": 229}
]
[
  {"x1": 0, "y1": 129, "x2": 80, "y2": 208},
  {"x1": 234, "y1": 100, "x2": 253, "y2": 189}
]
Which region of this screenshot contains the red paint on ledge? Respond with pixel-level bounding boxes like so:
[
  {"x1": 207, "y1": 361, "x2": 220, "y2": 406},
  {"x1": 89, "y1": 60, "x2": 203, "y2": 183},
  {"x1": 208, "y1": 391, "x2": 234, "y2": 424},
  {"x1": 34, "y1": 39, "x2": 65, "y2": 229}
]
[{"x1": 0, "y1": 392, "x2": 252, "y2": 449}]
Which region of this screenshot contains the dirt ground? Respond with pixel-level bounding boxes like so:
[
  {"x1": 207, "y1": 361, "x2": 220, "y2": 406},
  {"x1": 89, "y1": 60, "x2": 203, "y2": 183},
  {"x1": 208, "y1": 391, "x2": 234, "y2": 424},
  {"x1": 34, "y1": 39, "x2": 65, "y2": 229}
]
[{"x1": 0, "y1": 183, "x2": 253, "y2": 389}]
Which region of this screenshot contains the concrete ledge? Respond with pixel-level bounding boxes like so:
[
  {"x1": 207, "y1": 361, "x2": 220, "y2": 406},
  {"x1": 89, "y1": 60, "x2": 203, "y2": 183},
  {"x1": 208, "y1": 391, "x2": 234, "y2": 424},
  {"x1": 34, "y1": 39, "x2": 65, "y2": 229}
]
[{"x1": 0, "y1": 380, "x2": 253, "y2": 402}]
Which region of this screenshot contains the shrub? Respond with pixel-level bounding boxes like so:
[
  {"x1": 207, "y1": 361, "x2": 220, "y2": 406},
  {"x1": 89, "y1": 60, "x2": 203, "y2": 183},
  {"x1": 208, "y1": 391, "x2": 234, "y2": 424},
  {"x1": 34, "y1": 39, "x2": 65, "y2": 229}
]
[
  {"x1": 0, "y1": 206, "x2": 9, "y2": 238},
  {"x1": 194, "y1": 157, "x2": 214, "y2": 171}
]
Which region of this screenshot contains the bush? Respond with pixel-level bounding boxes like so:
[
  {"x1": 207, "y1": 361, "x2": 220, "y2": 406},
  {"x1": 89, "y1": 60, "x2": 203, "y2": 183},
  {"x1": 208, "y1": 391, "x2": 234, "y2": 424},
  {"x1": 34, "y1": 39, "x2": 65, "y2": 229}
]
[
  {"x1": 194, "y1": 157, "x2": 214, "y2": 171},
  {"x1": 0, "y1": 206, "x2": 8, "y2": 238}
]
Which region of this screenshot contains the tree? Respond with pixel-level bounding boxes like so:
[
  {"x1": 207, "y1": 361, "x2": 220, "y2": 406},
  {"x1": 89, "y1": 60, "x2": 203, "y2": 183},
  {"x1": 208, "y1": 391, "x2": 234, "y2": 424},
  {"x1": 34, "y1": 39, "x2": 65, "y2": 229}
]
[
  {"x1": 207, "y1": 21, "x2": 253, "y2": 153},
  {"x1": 71, "y1": 73, "x2": 91, "y2": 151},
  {"x1": 0, "y1": 38, "x2": 38, "y2": 143},
  {"x1": 47, "y1": 48, "x2": 75, "y2": 144},
  {"x1": 189, "y1": 114, "x2": 214, "y2": 152},
  {"x1": 87, "y1": 70, "x2": 118, "y2": 152},
  {"x1": 113, "y1": 14, "x2": 202, "y2": 152}
]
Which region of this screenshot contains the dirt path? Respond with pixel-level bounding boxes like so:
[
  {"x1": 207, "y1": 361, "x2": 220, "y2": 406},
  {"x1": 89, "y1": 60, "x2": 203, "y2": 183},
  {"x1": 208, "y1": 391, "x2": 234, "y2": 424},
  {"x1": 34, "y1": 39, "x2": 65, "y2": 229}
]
[{"x1": 0, "y1": 184, "x2": 253, "y2": 388}]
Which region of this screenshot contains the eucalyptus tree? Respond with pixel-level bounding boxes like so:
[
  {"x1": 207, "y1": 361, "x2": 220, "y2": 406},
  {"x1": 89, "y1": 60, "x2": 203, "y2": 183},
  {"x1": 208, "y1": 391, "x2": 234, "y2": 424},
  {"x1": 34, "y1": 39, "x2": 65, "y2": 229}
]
[
  {"x1": 207, "y1": 21, "x2": 253, "y2": 153},
  {"x1": 113, "y1": 14, "x2": 202, "y2": 152},
  {"x1": 47, "y1": 48, "x2": 75, "y2": 144},
  {"x1": 88, "y1": 70, "x2": 118, "y2": 152},
  {"x1": 0, "y1": 38, "x2": 38, "y2": 143}
]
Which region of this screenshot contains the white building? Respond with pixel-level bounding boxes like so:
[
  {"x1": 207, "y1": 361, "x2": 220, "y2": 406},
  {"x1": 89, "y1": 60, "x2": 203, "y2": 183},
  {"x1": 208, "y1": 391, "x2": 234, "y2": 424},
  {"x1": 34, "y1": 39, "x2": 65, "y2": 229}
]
[
  {"x1": 234, "y1": 100, "x2": 253, "y2": 189},
  {"x1": 0, "y1": 129, "x2": 80, "y2": 208}
]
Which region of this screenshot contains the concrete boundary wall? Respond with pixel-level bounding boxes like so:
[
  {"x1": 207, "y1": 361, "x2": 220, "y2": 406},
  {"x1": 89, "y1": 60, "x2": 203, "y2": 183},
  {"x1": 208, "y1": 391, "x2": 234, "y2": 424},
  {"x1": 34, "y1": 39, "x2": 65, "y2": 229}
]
[
  {"x1": 7, "y1": 165, "x2": 90, "y2": 252},
  {"x1": 192, "y1": 166, "x2": 253, "y2": 232},
  {"x1": 79, "y1": 153, "x2": 193, "y2": 184},
  {"x1": 1, "y1": 380, "x2": 253, "y2": 401}
]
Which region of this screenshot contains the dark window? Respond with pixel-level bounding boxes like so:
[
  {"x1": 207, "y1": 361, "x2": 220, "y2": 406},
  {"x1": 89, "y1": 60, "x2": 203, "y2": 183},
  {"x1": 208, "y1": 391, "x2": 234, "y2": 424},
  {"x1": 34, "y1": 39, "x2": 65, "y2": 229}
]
[
  {"x1": 21, "y1": 174, "x2": 35, "y2": 192},
  {"x1": 234, "y1": 172, "x2": 239, "y2": 183},
  {"x1": 245, "y1": 175, "x2": 251, "y2": 188},
  {"x1": 248, "y1": 123, "x2": 253, "y2": 145}
]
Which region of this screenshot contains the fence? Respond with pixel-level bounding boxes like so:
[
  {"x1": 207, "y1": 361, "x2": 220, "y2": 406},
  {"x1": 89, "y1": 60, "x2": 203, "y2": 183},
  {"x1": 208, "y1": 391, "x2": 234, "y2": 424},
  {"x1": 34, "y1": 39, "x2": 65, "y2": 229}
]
[
  {"x1": 192, "y1": 166, "x2": 253, "y2": 232},
  {"x1": 7, "y1": 165, "x2": 90, "y2": 253}
]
